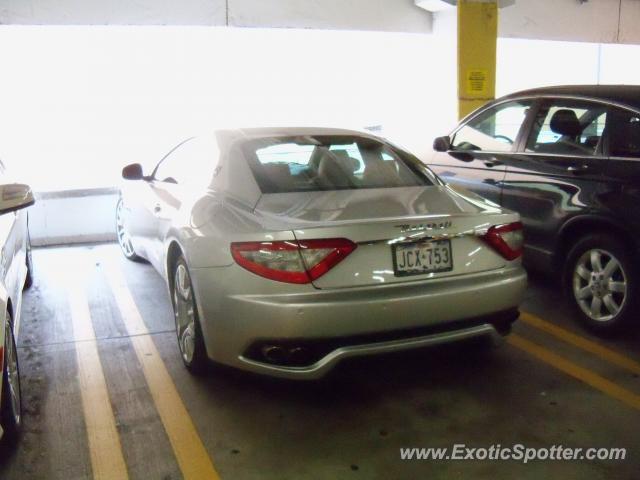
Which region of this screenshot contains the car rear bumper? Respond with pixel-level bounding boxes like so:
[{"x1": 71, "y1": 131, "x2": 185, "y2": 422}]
[{"x1": 190, "y1": 264, "x2": 527, "y2": 379}]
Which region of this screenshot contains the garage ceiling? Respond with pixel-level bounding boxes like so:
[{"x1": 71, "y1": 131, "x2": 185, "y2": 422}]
[
  {"x1": 0, "y1": 0, "x2": 639, "y2": 45},
  {"x1": 0, "y1": 0, "x2": 432, "y2": 32}
]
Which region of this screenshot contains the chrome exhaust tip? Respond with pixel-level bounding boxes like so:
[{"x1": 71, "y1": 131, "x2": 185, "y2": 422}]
[{"x1": 261, "y1": 345, "x2": 286, "y2": 364}]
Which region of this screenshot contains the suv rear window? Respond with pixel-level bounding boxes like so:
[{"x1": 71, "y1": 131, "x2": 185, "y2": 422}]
[{"x1": 242, "y1": 135, "x2": 436, "y2": 193}]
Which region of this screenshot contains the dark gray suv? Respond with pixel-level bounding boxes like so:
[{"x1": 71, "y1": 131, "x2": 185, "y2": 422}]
[{"x1": 429, "y1": 85, "x2": 640, "y2": 333}]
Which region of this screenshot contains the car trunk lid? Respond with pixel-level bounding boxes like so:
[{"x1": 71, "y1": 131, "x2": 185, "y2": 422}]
[{"x1": 254, "y1": 186, "x2": 519, "y2": 289}]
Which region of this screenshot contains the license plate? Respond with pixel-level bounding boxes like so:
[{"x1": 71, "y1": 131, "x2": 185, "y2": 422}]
[{"x1": 392, "y1": 239, "x2": 453, "y2": 277}]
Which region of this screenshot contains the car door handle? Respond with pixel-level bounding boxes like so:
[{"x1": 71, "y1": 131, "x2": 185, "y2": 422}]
[
  {"x1": 483, "y1": 159, "x2": 502, "y2": 168},
  {"x1": 566, "y1": 164, "x2": 590, "y2": 174}
]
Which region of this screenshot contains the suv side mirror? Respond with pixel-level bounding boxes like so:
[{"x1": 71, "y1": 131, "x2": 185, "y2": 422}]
[
  {"x1": 0, "y1": 184, "x2": 35, "y2": 215},
  {"x1": 122, "y1": 163, "x2": 145, "y2": 181},
  {"x1": 433, "y1": 136, "x2": 451, "y2": 152}
]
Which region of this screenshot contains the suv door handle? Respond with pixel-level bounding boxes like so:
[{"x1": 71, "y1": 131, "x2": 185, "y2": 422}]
[
  {"x1": 566, "y1": 164, "x2": 590, "y2": 174},
  {"x1": 483, "y1": 160, "x2": 502, "y2": 168}
]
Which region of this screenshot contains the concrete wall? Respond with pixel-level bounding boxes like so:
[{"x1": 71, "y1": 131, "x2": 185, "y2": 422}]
[
  {"x1": 0, "y1": 0, "x2": 432, "y2": 32},
  {"x1": 29, "y1": 189, "x2": 118, "y2": 246}
]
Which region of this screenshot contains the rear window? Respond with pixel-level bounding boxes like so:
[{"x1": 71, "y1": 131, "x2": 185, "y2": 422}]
[{"x1": 242, "y1": 135, "x2": 436, "y2": 193}]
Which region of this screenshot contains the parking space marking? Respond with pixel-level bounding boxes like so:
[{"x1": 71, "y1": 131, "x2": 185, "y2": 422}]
[
  {"x1": 68, "y1": 287, "x2": 129, "y2": 480},
  {"x1": 520, "y1": 312, "x2": 640, "y2": 375},
  {"x1": 508, "y1": 334, "x2": 640, "y2": 411},
  {"x1": 103, "y1": 264, "x2": 221, "y2": 480}
]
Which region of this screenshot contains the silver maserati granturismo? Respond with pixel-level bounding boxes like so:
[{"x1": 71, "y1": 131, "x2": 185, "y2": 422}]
[{"x1": 117, "y1": 127, "x2": 527, "y2": 379}]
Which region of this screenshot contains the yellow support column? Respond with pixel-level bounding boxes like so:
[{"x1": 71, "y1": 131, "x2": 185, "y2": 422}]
[{"x1": 457, "y1": 0, "x2": 498, "y2": 119}]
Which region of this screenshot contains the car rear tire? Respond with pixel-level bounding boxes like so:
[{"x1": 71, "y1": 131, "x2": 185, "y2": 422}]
[
  {"x1": 23, "y1": 231, "x2": 33, "y2": 290},
  {"x1": 565, "y1": 234, "x2": 638, "y2": 334},
  {"x1": 116, "y1": 198, "x2": 143, "y2": 262},
  {"x1": 1, "y1": 313, "x2": 21, "y2": 441},
  {"x1": 171, "y1": 255, "x2": 208, "y2": 374}
]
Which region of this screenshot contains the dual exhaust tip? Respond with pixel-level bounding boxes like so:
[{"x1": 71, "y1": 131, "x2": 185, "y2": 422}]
[{"x1": 261, "y1": 344, "x2": 311, "y2": 366}]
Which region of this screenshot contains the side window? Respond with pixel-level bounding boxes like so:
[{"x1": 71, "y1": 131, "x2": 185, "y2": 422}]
[
  {"x1": 526, "y1": 100, "x2": 607, "y2": 156},
  {"x1": 607, "y1": 108, "x2": 640, "y2": 158},
  {"x1": 154, "y1": 137, "x2": 219, "y2": 186},
  {"x1": 451, "y1": 100, "x2": 532, "y2": 152}
]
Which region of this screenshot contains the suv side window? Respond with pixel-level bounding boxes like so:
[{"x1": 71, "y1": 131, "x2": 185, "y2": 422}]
[
  {"x1": 526, "y1": 100, "x2": 607, "y2": 156},
  {"x1": 154, "y1": 136, "x2": 219, "y2": 186},
  {"x1": 451, "y1": 100, "x2": 532, "y2": 153},
  {"x1": 607, "y1": 107, "x2": 640, "y2": 158}
]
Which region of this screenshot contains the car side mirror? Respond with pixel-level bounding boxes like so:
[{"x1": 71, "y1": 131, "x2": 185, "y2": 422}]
[
  {"x1": 0, "y1": 183, "x2": 35, "y2": 215},
  {"x1": 433, "y1": 136, "x2": 451, "y2": 152},
  {"x1": 122, "y1": 163, "x2": 145, "y2": 181}
]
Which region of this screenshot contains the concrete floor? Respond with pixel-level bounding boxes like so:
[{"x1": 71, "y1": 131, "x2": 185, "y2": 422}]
[{"x1": 0, "y1": 244, "x2": 639, "y2": 479}]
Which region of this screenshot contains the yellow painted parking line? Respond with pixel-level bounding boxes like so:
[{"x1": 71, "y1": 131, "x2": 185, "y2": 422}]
[
  {"x1": 508, "y1": 334, "x2": 640, "y2": 411},
  {"x1": 68, "y1": 287, "x2": 129, "y2": 480},
  {"x1": 520, "y1": 312, "x2": 640, "y2": 376},
  {"x1": 103, "y1": 264, "x2": 220, "y2": 480}
]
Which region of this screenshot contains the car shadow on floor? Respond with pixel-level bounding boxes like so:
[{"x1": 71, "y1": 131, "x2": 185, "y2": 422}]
[{"x1": 192, "y1": 336, "x2": 505, "y2": 409}]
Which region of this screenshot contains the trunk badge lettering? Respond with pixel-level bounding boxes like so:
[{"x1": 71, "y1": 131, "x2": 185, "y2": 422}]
[{"x1": 395, "y1": 221, "x2": 452, "y2": 232}]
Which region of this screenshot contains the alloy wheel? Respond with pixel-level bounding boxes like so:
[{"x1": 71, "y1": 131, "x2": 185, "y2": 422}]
[
  {"x1": 4, "y1": 323, "x2": 21, "y2": 428},
  {"x1": 26, "y1": 235, "x2": 32, "y2": 273},
  {"x1": 572, "y1": 248, "x2": 628, "y2": 322},
  {"x1": 116, "y1": 200, "x2": 135, "y2": 258},
  {"x1": 173, "y1": 264, "x2": 196, "y2": 364}
]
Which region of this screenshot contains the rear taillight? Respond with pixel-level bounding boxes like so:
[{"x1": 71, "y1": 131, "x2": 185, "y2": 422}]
[
  {"x1": 230, "y1": 238, "x2": 357, "y2": 284},
  {"x1": 482, "y1": 222, "x2": 523, "y2": 260}
]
